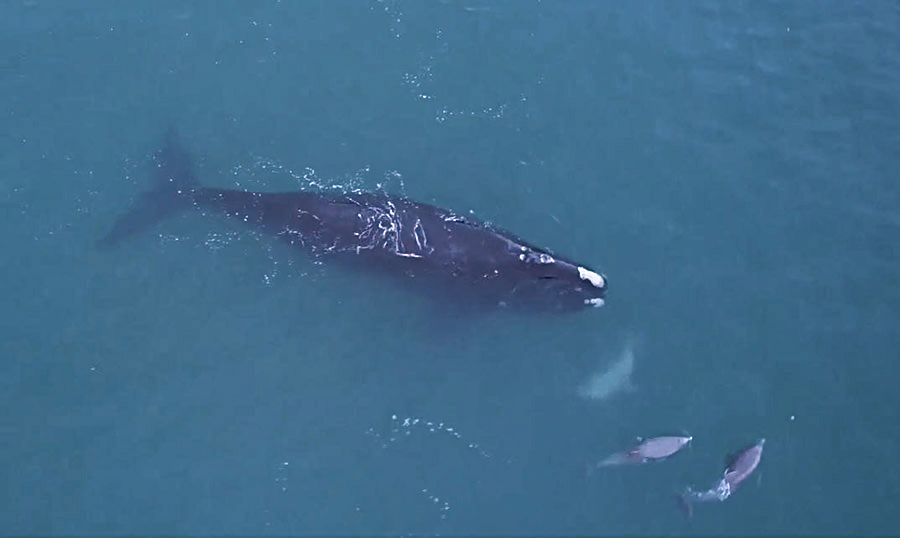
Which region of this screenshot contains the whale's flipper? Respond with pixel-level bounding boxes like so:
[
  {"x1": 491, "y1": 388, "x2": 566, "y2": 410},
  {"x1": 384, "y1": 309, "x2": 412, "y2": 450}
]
[{"x1": 98, "y1": 127, "x2": 198, "y2": 248}]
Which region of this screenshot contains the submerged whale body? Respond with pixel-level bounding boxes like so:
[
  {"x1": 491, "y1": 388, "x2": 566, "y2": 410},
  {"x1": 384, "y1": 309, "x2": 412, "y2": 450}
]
[{"x1": 101, "y1": 129, "x2": 609, "y2": 314}]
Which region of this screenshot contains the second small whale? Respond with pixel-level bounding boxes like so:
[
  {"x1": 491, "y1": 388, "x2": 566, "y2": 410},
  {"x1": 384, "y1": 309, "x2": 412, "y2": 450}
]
[
  {"x1": 675, "y1": 438, "x2": 766, "y2": 521},
  {"x1": 587, "y1": 435, "x2": 693, "y2": 475}
]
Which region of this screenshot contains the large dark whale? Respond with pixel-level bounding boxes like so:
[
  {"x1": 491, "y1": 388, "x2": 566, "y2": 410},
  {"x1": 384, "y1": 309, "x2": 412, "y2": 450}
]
[{"x1": 101, "y1": 129, "x2": 608, "y2": 314}]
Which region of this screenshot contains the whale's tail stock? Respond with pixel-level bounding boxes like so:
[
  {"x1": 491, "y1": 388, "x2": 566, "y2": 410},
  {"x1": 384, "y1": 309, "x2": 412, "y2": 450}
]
[{"x1": 98, "y1": 127, "x2": 198, "y2": 249}]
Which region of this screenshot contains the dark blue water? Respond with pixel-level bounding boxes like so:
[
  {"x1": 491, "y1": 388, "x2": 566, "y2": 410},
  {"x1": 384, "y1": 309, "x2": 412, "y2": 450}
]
[{"x1": 3, "y1": 1, "x2": 899, "y2": 535}]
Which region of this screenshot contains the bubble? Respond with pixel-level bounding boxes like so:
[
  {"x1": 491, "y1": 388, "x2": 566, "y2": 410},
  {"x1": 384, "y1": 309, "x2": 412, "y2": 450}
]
[{"x1": 365, "y1": 414, "x2": 508, "y2": 462}]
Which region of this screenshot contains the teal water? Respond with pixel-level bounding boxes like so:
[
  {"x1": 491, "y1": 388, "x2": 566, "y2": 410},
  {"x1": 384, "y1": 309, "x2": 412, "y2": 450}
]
[{"x1": 3, "y1": 1, "x2": 899, "y2": 535}]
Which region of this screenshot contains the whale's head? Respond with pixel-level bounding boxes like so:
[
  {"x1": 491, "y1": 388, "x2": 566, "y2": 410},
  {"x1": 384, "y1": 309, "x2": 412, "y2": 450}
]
[
  {"x1": 501, "y1": 245, "x2": 608, "y2": 313},
  {"x1": 432, "y1": 215, "x2": 608, "y2": 314}
]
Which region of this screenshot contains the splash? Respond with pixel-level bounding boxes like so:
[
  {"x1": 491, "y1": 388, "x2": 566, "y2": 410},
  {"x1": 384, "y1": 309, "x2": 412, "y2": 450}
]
[
  {"x1": 230, "y1": 155, "x2": 407, "y2": 198},
  {"x1": 378, "y1": 1, "x2": 526, "y2": 125},
  {"x1": 366, "y1": 413, "x2": 513, "y2": 522},
  {"x1": 366, "y1": 414, "x2": 500, "y2": 460},
  {"x1": 374, "y1": 0, "x2": 404, "y2": 39}
]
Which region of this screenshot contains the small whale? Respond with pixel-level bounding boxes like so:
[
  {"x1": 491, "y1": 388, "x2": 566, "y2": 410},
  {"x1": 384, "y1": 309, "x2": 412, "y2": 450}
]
[
  {"x1": 675, "y1": 438, "x2": 766, "y2": 522},
  {"x1": 723, "y1": 438, "x2": 766, "y2": 490},
  {"x1": 587, "y1": 435, "x2": 692, "y2": 474},
  {"x1": 577, "y1": 343, "x2": 637, "y2": 401}
]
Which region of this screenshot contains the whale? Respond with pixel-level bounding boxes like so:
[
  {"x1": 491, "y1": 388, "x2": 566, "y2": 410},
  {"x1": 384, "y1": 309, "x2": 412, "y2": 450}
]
[
  {"x1": 100, "y1": 128, "x2": 609, "y2": 314},
  {"x1": 587, "y1": 435, "x2": 693, "y2": 473},
  {"x1": 674, "y1": 438, "x2": 766, "y2": 522}
]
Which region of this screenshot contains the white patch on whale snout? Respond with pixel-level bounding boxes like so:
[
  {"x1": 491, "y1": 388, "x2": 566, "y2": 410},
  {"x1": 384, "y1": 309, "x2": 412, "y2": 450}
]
[
  {"x1": 585, "y1": 298, "x2": 605, "y2": 307},
  {"x1": 577, "y1": 266, "x2": 606, "y2": 288}
]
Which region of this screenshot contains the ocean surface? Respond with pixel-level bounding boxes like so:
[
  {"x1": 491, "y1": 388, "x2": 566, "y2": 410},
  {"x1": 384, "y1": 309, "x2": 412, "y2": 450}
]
[{"x1": 3, "y1": 0, "x2": 899, "y2": 535}]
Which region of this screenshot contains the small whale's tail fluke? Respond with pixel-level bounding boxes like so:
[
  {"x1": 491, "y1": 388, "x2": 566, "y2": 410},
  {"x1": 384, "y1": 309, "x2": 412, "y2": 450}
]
[{"x1": 98, "y1": 127, "x2": 198, "y2": 249}]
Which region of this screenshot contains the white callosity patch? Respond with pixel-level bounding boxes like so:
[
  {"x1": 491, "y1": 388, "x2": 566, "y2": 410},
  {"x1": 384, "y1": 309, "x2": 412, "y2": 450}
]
[
  {"x1": 517, "y1": 248, "x2": 556, "y2": 264},
  {"x1": 577, "y1": 266, "x2": 606, "y2": 288}
]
